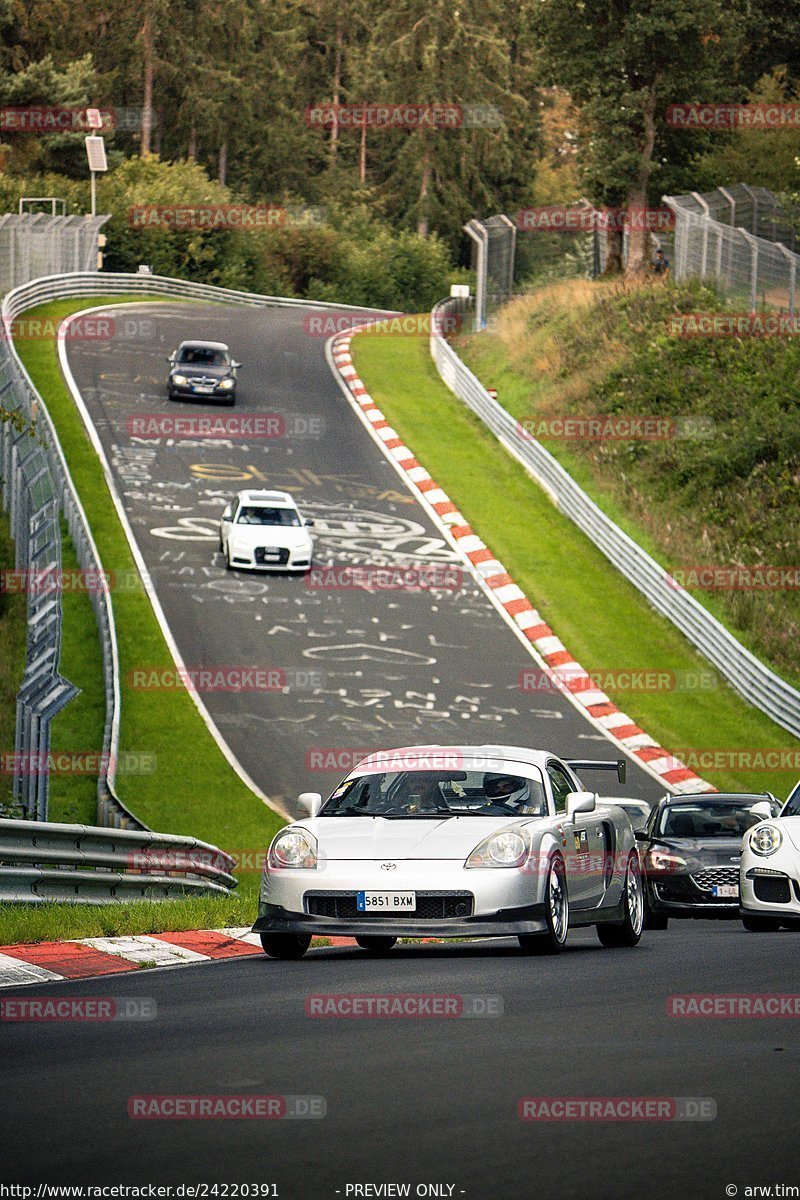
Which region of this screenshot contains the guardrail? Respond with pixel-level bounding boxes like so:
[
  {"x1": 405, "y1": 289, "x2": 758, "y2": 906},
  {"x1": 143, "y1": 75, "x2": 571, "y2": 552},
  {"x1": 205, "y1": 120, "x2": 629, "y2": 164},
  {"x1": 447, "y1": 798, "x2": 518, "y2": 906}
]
[
  {"x1": 430, "y1": 296, "x2": 800, "y2": 741},
  {"x1": 0, "y1": 817, "x2": 236, "y2": 903},
  {"x1": 2, "y1": 271, "x2": 390, "y2": 830}
]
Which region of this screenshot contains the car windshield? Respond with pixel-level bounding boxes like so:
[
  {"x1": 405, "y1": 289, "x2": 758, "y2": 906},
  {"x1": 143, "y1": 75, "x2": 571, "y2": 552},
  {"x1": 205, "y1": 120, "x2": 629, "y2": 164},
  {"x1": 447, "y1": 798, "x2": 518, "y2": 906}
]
[
  {"x1": 320, "y1": 769, "x2": 547, "y2": 819},
  {"x1": 658, "y1": 802, "x2": 766, "y2": 838},
  {"x1": 236, "y1": 506, "x2": 300, "y2": 526},
  {"x1": 178, "y1": 347, "x2": 228, "y2": 366},
  {"x1": 783, "y1": 782, "x2": 800, "y2": 817}
]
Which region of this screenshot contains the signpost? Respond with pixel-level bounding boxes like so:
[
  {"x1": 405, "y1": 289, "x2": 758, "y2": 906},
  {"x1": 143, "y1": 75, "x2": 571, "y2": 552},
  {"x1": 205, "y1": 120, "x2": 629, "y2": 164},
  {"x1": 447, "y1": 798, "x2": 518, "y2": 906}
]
[{"x1": 84, "y1": 134, "x2": 108, "y2": 218}]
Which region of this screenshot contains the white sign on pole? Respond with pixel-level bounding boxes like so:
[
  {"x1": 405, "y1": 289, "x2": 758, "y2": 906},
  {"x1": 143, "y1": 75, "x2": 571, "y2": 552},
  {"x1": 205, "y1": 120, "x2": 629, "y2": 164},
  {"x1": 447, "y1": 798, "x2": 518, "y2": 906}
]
[
  {"x1": 85, "y1": 108, "x2": 103, "y2": 130},
  {"x1": 85, "y1": 136, "x2": 108, "y2": 172}
]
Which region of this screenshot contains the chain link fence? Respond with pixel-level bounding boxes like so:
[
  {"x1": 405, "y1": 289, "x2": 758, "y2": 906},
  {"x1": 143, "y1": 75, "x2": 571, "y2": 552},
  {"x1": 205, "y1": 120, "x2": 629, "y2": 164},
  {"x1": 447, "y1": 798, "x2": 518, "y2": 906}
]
[
  {"x1": 463, "y1": 215, "x2": 517, "y2": 329},
  {"x1": 0, "y1": 366, "x2": 78, "y2": 821},
  {"x1": 467, "y1": 203, "x2": 670, "y2": 327},
  {"x1": 0, "y1": 214, "x2": 109, "y2": 297},
  {"x1": 664, "y1": 184, "x2": 800, "y2": 312}
]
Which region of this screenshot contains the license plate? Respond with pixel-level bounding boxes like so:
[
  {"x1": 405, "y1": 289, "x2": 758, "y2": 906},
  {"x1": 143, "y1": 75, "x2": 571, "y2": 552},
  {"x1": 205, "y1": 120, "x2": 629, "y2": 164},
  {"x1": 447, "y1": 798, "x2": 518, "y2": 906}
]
[
  {"x1": 712, "y1": 884, "x2": 738, "y2": 898},
  {"x1": 192, "y1": 384, "x2": 214, "y2": 394},
  {"x1": 356, "y1": 891, "x2": 416, "y2": 912},
  {"x1": 262, "y1": 548, "x2": 281, "y2": 559}
]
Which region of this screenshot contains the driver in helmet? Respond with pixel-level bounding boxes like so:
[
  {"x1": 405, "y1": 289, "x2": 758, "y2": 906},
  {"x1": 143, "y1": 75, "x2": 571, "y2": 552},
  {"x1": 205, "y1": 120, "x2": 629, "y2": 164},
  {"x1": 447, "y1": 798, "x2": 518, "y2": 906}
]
[{"x1": 482, "y1": 773, "x2": 538, "y2": 814}]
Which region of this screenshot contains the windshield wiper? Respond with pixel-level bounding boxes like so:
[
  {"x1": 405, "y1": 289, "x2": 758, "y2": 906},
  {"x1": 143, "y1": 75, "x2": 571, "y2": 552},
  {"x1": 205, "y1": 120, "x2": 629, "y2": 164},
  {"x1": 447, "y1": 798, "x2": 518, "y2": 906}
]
[
  {"x1": 379, "y1": 811, "x2": 451, "y2": 820},
  {"x1": 323, "y1": 809, "x2": 374, "y2": 817}
]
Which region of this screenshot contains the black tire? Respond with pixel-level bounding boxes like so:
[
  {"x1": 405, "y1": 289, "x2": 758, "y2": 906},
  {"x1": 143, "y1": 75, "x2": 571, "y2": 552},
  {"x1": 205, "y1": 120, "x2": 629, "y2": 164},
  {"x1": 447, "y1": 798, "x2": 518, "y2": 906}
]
[
  {"x1": 597, "y1": 852, "x2": 644, "y2": 948},
  {"x1": 742, "y1": 914, "x2": 781, "y2": 933},
  {"x1": 355, "y1": 936, "x2": 397, "y2": 953},
  {"x1": 225, "y1": 546, "x2": 233, "y2": 571},
  {"x1": 260, "y1": 933, "x2": 311, "y2": 960},
  {"x1": 519, "y1": 854, "x2": 569, "y2": 955}
]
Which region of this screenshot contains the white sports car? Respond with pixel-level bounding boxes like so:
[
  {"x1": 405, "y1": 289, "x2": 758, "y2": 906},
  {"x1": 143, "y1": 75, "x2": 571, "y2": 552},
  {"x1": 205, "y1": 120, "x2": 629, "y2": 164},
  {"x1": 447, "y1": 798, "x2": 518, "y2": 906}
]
[
  {"x1": 252, "y1": 744, "x2": 645, "y2": 959},
  {"x1": 219, "y1": 489, "x2": 314, "y2": 572},
  {"x1": 740, "y1": 780, "x2": 800, "y2": 931}
]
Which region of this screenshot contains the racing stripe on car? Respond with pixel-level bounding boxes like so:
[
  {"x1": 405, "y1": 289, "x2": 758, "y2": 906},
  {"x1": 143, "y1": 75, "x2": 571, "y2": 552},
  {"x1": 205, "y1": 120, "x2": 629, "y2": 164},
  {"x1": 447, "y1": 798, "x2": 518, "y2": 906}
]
[{"x1": 330, "y1": 333, "x2": 716, "y2": 797}]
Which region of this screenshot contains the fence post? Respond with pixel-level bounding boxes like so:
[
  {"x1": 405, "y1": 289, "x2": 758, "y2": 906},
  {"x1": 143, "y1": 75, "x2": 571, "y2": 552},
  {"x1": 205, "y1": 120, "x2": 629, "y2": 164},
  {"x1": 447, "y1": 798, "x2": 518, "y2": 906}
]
[
  {"x1": 775, "y1": 243, "x2": 796, "y2": 315},
  {"x1": 463, "y1": 219, "x2": 488, "y2": 331},
  {"x1": 691, "y1": 192, "x2": 710, "y2": 277},
  {"x1": 739, "y1": 229, "x2": 760, "y2": 312}
]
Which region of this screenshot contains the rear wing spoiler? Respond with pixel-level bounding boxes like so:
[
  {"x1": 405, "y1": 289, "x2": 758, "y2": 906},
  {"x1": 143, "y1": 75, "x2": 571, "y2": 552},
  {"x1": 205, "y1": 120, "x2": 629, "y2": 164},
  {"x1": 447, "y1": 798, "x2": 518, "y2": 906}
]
[{"x1": 566, "y1": 759, "x2": 627, "y2": 785}]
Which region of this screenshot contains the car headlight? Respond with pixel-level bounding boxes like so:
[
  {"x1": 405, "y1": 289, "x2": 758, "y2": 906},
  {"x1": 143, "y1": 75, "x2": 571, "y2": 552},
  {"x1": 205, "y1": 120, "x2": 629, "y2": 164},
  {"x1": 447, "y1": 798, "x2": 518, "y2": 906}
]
[
  {"x1": 268, "y1": 828, "x2": 317, "y2": 869},
  {"x1": 466, "y1": 829, "x2": 528, "y2": 868},
  {"x1": 171, "y1": 373, "x2": 188, "y2": 385},
  {"x1": 218, "y1": 378, "x2": 234, "y2": 389},
  {"x1": 750, "y1": 824, "x2": 782, "y2": 856},
  {"x1": 646, "y1": 847, "x2": 687, "y2": 874}
]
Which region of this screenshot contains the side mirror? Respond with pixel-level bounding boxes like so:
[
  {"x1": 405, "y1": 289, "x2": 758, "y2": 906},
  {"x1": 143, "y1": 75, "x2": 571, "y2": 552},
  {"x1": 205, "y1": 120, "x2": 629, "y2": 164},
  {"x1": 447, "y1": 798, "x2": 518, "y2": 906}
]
[
  {"x1": 232, "y1": 360, "x2": 242, "y2": 369},
  {"x1": 634, "y1": 828, "x2": 650, "y2": 842},
  {"x1": 749, "y1": 800, "x2": 773, "y2": 821},
  {"x1": 298, "y1": 792, "x2": 323, "y2": 818},
  {"x1": 167, "y1": 353, "x2": 175, "y2": 363},
  {"x1": 221, "y1": 505, "x2": 232, "y2": 523},
  {"x1": 565, "y1": 790, "x2": 597, "y2": 817},
  {"x1": 304, "y1": 518, "x2": 315, "y2": 528}
]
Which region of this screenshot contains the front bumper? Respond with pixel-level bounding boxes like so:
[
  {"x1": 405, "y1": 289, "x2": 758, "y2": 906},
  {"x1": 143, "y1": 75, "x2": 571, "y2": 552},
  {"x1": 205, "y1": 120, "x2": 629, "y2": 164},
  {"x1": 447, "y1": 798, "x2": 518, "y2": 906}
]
[
  {"x1": 169, "y1": 382, "x2": 235, "y2": 401},
  {"x1": 646, "y1": 875, "x2": 740, "y2": 919},
  {"x1": 227, "y1": 555, "x2": 311, "y2": 572},
  {"x1": 227, "y1": 543, "x2": 312, "y2": 571},
  {"x1": 252, "y1": 899, "x2": 547, "y2": 939},
  {"x1": 255, "y1": 859, "x2": 549, "y2": 937},
  {"x1": 740, "y1": 857, "x2": 800, "y2": 921}
]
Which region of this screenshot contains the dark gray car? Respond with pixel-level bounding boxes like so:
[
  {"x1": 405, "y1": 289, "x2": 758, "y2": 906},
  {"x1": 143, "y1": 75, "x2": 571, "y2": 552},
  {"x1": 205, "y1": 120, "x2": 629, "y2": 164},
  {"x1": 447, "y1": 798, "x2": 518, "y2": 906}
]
[
  {"x1": 167, "y1": 340, "x2": 241, "y2": 405},
  {"x1": 638, "y1": 792, "x2": 781, "y2": 928}
]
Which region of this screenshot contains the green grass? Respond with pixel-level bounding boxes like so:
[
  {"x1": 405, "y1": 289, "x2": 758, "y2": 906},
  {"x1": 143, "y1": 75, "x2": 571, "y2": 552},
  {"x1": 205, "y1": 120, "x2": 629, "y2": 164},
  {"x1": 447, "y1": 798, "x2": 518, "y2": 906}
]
[
  {"x1": 0, "y1": 875, "x2": 260, "y2": 946},
  {"x1": 3, "y1": 295, "x2": 284, "y2": 944},
  {"x1": 351, "y1": 332, "x2": 800, "y2": 800},
  {"x1": 0, "y1": 512, "x2": 27, "y2": 815},
  {"x1": 458, "y1": 278, "x2": 800, "y2": 687}
]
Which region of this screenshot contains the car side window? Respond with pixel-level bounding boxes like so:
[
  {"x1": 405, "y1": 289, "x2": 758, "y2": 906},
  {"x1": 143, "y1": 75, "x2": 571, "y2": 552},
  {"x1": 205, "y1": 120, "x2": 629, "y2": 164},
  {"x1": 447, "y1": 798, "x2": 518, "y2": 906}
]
[{"x1": 547, "y1": 763, "x2": 575, "y2": 814}]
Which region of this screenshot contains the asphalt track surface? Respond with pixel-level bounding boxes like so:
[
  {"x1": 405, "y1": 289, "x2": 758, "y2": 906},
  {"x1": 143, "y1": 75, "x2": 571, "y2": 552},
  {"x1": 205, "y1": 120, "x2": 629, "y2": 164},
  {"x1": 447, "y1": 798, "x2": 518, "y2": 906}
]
[
  {"x1": 64, "y1": 302, "x2": 666, "y2": 814},
  {"x1": 1, "y1": 922, "x2": 798, "y2": 1195},
  {"x1": 8, "y1": 309, "x2": 799, "y2": 1193}
]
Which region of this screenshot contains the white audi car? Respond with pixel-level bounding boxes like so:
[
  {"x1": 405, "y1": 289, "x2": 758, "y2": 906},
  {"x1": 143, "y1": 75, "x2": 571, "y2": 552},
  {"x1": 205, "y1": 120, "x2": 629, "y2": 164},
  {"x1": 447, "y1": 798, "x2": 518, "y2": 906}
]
[
  {"x1": 219, "y1": 489, "x2": 314, "y2": 571},
  {"x1": 252, "y1": 744, "x2": 645, "y2": 959},
  {"x1": 740, "y1": 780, "x2": 800, "y2": 931}
]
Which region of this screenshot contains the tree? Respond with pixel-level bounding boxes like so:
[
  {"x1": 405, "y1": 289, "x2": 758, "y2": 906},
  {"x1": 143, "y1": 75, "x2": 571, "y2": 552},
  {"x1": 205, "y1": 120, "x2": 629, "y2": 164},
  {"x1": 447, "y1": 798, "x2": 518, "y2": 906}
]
[
  {"x1": 366, "y1": 0, "x2": 540, "y2": 244},
  {"x1": 533, "y1": 0, "x2": 737, "y2": 276}
]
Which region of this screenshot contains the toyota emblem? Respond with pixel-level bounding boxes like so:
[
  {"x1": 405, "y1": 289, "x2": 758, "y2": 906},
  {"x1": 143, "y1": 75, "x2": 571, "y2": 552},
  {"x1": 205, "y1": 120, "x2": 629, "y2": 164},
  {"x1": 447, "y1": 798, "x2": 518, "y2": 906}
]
[{"x1": 380, "y1": 862, "x2": 397, "y2": 871}]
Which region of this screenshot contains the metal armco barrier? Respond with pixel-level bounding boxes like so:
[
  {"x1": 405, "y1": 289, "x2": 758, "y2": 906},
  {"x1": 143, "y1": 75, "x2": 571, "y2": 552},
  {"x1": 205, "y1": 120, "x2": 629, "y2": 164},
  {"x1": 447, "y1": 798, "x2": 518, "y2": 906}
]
[
  {"x1": 430, "y1": 297, "x2": 800, "y2": 741},
  {"x1": 0, "y1": 818, "x2": 236, "y2": 903}
]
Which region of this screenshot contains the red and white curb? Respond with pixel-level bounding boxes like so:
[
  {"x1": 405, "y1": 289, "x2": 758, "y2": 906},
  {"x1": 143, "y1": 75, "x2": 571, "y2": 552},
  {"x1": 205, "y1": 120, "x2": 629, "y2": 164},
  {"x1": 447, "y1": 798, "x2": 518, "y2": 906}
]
[
  {"x1": 0, "y1": 929, "x2": 364, "y2": 989},
  {"x1": 328, "y1": 332, "x2": 715, "y2": 796}
]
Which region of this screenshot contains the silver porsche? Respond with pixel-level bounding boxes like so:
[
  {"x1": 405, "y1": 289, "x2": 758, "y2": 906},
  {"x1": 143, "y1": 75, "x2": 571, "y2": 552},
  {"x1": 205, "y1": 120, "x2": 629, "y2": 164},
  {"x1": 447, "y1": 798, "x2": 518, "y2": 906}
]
[{"x1": 252, "y1": 744, "x2": 645, "y2": 959}]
